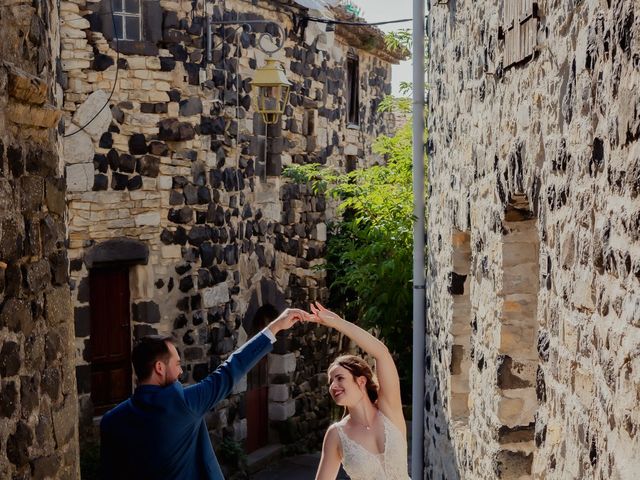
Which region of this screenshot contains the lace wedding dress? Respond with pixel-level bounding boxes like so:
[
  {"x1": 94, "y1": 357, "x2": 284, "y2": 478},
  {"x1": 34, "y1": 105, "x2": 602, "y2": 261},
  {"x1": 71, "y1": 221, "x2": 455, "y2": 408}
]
[{"x1": 335, "y1": 411, "x2": 411, "y2": 480}]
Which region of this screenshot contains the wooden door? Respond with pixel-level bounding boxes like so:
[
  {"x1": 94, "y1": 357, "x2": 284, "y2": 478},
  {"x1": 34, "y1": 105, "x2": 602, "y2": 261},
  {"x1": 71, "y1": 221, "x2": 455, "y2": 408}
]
[
  {"x1": 246, "y1": 305, "x2": 276, "y2": 452},
  {"x1": 89, "y1": 267, "x2": 132, "y2": 415},
  {"x1": 246, "y1": 356, "x2": 269, "y2": 452}
]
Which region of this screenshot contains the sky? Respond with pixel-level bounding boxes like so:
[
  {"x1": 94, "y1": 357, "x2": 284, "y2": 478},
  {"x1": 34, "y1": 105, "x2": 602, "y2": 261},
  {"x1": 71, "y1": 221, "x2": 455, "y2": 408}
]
[{"x1": 357, "y1": 0, "x2": 414, "y2": 96}]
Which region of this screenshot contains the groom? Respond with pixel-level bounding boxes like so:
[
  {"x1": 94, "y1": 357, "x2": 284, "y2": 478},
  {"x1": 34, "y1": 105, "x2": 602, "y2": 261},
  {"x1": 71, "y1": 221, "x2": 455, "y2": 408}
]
[{"x1": 100, "y1": 308, "x2": 306, "y2": 479}]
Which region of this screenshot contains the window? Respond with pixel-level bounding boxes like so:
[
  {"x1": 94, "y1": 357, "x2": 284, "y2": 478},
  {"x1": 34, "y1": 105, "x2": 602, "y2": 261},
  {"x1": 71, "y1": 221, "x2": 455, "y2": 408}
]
[
  {"x1": 96, "y1": 0, "x2": 161, "y2": 55},
  {"x1": 345, "y1": 155, "x2": 357, "y2": 173},
  {"x1": 346, "y1": 54, "x2": 360, "y2": 126},
  {"x1": 112, "y1": 0, "x2": 142, "y2": 41},
  {"x1": 503, "y1": 0, "x2": 538, "y2": 67}
]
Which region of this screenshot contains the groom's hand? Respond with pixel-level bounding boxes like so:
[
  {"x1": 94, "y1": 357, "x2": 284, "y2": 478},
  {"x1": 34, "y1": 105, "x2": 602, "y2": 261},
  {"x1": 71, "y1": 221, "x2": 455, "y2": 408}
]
[{"x1": 267, "y1": 308, "x2": 309, "y2": 335}]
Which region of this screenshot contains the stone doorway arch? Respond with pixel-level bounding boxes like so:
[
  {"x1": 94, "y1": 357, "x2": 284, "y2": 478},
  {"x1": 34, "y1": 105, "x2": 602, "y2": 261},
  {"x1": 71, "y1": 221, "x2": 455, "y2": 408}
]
[{"x1": 242, "y1": 278, "x2": 287, "y2": 454}]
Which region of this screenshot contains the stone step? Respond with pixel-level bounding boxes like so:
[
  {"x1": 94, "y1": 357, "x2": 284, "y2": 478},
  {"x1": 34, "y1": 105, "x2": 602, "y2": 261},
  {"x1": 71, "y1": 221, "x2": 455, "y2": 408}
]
[{"x1": 246, "y1": 443, "x2": 284, "y2": 474}]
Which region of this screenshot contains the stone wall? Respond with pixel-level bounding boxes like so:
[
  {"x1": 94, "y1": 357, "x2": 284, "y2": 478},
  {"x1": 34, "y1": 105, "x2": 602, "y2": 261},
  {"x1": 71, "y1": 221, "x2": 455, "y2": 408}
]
[
  {"x1": 59, "y1": 0, "x2": 399, "y2": 459},
  {"x1": 426, "y1": 0, "x2": 640, "y2": 479},
  {"x1": 0, "y1": 1, "x2": 80, "y2": 479}
]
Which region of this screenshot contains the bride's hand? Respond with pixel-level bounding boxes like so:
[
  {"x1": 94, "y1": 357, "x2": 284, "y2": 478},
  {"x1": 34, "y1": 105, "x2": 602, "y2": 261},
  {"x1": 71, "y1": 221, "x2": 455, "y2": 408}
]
[{"x1": 309, "y1": 302, "x2": 342, "y2": 328}]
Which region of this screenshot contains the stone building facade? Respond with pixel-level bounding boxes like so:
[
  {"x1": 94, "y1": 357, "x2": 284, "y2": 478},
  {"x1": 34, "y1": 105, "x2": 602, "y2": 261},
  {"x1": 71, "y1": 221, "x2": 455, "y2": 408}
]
[
  {"x1": 58, "y1": 0, "x2": 402, "y2": 463},
  {"x1": 0, "y1": 1, "x2": 80, "y2": 479},
  {"x1": 425, "y1": 0, "x2": 639, "y2": 479}
]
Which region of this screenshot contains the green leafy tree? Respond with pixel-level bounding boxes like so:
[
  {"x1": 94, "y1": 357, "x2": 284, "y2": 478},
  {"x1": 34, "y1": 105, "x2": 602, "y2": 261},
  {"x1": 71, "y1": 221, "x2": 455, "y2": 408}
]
[
  {"x1": 283, "y1": 122, "x2": 421, "y2": 398},
  {"x1": 379, "y1": 28, "x2": 428, "y2": 114}
]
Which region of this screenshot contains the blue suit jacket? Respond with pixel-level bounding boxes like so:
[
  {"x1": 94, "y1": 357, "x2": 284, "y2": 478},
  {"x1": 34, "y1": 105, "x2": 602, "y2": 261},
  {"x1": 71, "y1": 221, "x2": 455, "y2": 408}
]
[{"x1": 100, "y1": 333, "x2": 273, "y2": 479}]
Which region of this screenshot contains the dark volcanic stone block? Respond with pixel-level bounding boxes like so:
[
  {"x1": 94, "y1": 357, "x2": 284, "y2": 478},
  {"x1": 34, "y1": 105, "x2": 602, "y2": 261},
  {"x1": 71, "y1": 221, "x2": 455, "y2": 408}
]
[
  {"x1": 93, "y1": 174, "x2": 108, "y2": 191},
  {"x1": 6, "y1": 421, "x2": 32, "y2": 467},
  {"x1": 0, "y1": 381, "x2": 18, "y2": 418},
  {"x1": 137, "y1": 155, "x2": 160, "y2": 177},
  {"x1": 209, "y1": 169, "x2": 223, "y2": 188},
  {"x1": 158, "y1": 118, "x2": 195, "y2": 141},
  {"x1": 160, "y1": 57, "x2": 176, "y2": 71},
  {"x1": 184, "y1": 184, "x2": 198, "y2": 205},
  {"x1": 127, "y1": 175, "x2": 143, "y2": 190},
  {"x1": 148, "y1": 141, "x2": 169, "y2": 156},
  {"x1": 119, "y1": 154, "x2": 136, "y2": 173},
  {"x1": 180, "y1": 97, "x2": 203, "y2": 116},
  {"x1": 134, "y1": 324, "x2": 158, "y2": 340},
  {"x1": 168, "y1": 206, "x2": 193, "y2": 224},
  {"x1": 169, "y1": 190, "x2": 184, "y2": 205},
  {"x1": 200, "y1": 243, "x2": 214, "y2": 267},
  {"x1": 132, "y1": 301, "x2": 161, "y2": 323},
  {"x1": 0, "y1": 341, "x2": 20, "y2": 376},
  {"x1": 129, "y1": 133, "x2": 147, "y2": 155},
  {"x1": 99, "y1": 132, "x2": 113, "y2": 149},
  {"x1": 111, "y1": 172, "x2": 128, "y2": 190},
  {"x1": 172, "y1": 175, "x2": 189, "y2": 188},
  {"x1": 93, "y1": 53, "x2": 114, "y2": 71},
  {"x1": 50, "y1": 250, "x2": 69, "y2": 285},
  {"x1": 197, "y1": 186, "x2": 211, "y2": 204},
  {"x1": 107, "y1": 148, "x2": 120, "y2": 170},
  {"x1": 94, "y1": 153, "x2": 108, "y2": 173},
  {"x1": 188, "y1": 226, "x2": 209, "y2": 246},
  {"x1": 160, "y1": 228, "x2": 174, "y2": 245},
  {"x1": 74, "y1": 306, "x2": 90, "y2": 337},
  {"x1": 174, "y1": 226, "x2": 188, "y2": 245}
]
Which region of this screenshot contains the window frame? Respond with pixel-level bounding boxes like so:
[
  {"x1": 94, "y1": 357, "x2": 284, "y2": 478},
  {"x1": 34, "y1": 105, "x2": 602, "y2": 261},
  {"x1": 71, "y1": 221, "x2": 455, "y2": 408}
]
[
  {"x1": 346, "y1": 53, "x2": 360, "y2": 127},
  {"x1": 112, "y1": 0, "x2": 143, "y2": 42}
]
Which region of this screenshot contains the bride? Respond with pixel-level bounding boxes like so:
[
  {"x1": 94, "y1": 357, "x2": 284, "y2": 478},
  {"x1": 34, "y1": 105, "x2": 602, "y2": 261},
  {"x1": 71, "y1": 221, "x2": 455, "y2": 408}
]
[{"x1": 308, "y1": 302, "x2": 410, "y2": 480}]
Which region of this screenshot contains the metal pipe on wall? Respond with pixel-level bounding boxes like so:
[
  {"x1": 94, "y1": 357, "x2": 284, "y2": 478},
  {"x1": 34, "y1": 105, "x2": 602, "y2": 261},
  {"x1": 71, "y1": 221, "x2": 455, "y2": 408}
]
[{"x1": 411, "y1": 0, "x2": 426, "y2": 478}]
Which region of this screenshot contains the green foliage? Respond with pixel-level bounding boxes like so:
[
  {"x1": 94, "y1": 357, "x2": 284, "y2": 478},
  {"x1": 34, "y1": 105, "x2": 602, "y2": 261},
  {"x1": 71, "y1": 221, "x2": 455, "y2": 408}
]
[
  {"x1": 283, "y1": 123, "x2": 425, "y2": 399},
  {"x1": 378, "y1": 95, "x2": 412, "y2": 114},
  {"x1": 218, "y1": 437, "x2": 247, "y2": 474},
  {"x1": 282, "y1": 163, "x2": 339, "y2": 195},
  {"x1": 384, "y1": 29, "x2": 412, "y2": 52},
  {"x1": 379, "y1": 29, "x2": 429, "y2": 115}
]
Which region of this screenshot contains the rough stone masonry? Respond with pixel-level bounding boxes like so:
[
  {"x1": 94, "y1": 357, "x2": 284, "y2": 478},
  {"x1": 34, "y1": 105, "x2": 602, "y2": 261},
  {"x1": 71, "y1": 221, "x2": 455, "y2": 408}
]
[
  {"x1": 426, "y1": 0, "x2": 639, "y2": 479},
  {"x1": 0, "y1": 1, "x2": 81, "y2": 479}
]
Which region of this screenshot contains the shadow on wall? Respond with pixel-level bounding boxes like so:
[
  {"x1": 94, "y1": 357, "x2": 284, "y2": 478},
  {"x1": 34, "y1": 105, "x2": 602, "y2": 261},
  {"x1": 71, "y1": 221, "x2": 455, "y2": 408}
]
[
  {"x1": 425, "y1": 249, "x2": 463, "y2": 480},
  {"x1": 424, "y1": 345, "x2": 463, "y2": 480}
]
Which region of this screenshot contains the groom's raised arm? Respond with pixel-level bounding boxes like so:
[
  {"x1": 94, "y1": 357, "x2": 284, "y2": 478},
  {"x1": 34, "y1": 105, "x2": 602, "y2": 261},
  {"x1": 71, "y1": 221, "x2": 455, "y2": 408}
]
[{"x1": 183, "y1": 308, "x2": 306, "y2": 415}]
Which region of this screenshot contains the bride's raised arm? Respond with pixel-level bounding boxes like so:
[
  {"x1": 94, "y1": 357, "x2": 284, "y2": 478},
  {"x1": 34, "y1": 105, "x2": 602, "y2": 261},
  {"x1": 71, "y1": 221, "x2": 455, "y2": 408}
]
[{"x1": 309, "y1": 302, "x2": 404, "y2": 428}]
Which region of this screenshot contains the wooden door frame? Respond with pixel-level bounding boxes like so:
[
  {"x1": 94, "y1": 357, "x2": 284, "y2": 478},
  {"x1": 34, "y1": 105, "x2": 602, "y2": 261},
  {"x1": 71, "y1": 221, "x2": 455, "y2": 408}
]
[{"x1": 89, "y1": 265, "x2": 133, "y2": 415}]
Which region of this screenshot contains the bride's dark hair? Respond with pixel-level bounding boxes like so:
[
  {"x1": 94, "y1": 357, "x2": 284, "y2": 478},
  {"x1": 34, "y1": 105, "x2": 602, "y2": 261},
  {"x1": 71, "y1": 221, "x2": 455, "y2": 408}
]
[{"x1": 329, "y1": 355, "x2": 379, "y2": 403}]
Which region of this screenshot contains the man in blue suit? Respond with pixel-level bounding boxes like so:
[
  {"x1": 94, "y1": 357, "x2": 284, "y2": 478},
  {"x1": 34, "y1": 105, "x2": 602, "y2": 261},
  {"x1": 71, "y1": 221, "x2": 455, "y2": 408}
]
[{"x1": 100, "y1": 308, "x2": 307, "y2": 479}]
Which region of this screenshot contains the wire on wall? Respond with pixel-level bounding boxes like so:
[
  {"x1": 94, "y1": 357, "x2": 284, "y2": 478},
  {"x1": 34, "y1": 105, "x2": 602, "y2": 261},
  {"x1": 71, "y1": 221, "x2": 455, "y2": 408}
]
[{"x1": 63, "y1": 0, "x2": 121, "y2": 138}]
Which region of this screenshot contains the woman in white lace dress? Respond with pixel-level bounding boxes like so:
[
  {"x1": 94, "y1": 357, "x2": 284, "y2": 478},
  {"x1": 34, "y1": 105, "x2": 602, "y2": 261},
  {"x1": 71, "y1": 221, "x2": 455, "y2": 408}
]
[{"x1": 309, "y1": 302, "x2": 410, "y2": 480}]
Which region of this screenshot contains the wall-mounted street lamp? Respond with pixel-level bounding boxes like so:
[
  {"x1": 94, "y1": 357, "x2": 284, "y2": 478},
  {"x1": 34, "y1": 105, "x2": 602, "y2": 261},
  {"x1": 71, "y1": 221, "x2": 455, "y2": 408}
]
[
  {"x1": 251, "y1": 58, "x2": 292, "y2": 125},
  {"x1": 205, "y1": 17, "x2": 291, "y2": 178},
  {"x1": 206, "y1": 17, "x2": 290, "y2": 125}
]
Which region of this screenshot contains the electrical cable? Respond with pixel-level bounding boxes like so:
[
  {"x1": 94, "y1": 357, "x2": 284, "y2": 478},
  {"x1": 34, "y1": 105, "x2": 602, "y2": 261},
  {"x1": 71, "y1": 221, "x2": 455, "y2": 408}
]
[
  {"x1": 306, "y1": 15, "x2": 428, "y2": 27},
  {"x1": 63, "y1": 0, "x2": 120, "y2": 138}
]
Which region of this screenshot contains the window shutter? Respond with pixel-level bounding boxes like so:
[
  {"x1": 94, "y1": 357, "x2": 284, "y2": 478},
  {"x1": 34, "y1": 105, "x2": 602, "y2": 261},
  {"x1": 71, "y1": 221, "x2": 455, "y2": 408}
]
[
  {"x1": 142, "y1": 0, "x2": 162, "y2": 43},
  {"x1": 519, "y1": 0, "x2": 538, "y2": 61},
  {"x1": 504, "y1": 0, "x2": 538, "y2": 68}
]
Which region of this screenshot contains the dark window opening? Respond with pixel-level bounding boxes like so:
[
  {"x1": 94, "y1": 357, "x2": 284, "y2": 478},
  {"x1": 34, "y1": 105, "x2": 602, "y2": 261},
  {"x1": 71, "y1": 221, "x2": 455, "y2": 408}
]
[
  {"x1": 304, "y1": 110, "x2": 316, "y2": 136},
  {"x1": 346, "y1": 155, "x2": 358, "y2": 173},
  {"x1": 346, "y1": 55, "x2": 360, "y2": 126}
]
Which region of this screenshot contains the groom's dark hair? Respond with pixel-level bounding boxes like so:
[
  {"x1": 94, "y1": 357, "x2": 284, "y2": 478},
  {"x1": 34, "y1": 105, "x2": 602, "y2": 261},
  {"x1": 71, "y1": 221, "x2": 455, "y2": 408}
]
[{"x1": 132, "y1": 335, "x2": 174, "y2": 381}]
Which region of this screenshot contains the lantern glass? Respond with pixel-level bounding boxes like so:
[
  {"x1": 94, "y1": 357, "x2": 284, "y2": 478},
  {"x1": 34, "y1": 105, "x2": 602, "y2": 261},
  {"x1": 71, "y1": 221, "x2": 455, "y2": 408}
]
[{"x1": 251, "y1": 59, "x2": 291, "y2": 125}]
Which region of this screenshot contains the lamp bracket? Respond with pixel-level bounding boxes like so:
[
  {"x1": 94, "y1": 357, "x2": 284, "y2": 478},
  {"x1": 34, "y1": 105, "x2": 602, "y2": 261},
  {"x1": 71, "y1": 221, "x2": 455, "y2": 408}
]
[{"x1": 206, "y1": 19, "x2": 287, "y2": 62}]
